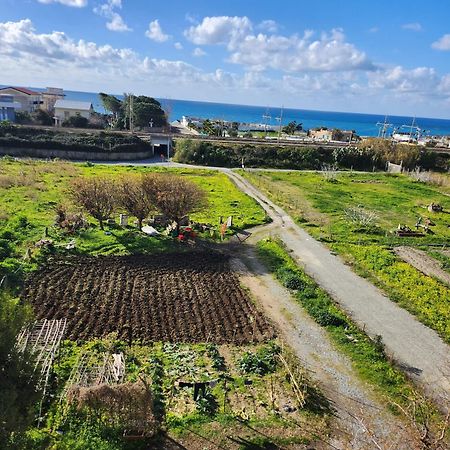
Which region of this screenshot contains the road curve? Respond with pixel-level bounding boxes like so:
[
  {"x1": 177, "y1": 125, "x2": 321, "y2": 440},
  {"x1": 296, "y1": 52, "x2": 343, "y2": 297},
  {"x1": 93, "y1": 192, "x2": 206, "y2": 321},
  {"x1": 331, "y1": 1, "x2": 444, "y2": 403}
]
[{"x1": 226, "y1": 170, "x2": 450, "y2": 412}]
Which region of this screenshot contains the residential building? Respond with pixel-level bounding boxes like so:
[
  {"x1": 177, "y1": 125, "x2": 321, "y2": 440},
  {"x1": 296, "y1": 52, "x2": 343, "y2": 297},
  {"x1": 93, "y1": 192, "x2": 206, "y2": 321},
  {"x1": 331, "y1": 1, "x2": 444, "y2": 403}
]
[
  {"x1": 54, "y1": 100, "x2": 93, "y2": 126},
  {"x1": 0, "y1": 87, "x2": 43, "y2": 112},
  {"x1": 309, "y1": 127, "x2": 356, "y2": 142},
  {"x1": 0, "y1": 94, "x2": 21, "y2": 122},
  {"x1": 41, "y1": 87, "x2": 65, "y2": 111}
]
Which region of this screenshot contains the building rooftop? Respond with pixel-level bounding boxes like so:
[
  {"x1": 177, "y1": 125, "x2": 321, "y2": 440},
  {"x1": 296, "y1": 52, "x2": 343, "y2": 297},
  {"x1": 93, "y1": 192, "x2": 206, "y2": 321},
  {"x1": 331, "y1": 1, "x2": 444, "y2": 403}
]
[
  {"x1": 54, "y1": 100, "x2": 93, "y2": 111},
  {"x1": 0, "y1": 86, "x2": 41, "y2": 96}
]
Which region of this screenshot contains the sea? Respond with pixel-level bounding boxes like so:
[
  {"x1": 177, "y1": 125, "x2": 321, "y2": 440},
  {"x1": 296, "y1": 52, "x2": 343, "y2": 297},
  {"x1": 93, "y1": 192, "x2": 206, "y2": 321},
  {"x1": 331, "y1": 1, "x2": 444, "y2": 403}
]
[{"x1": 11, "y1": 86, "x2": 450, "y2": 137}]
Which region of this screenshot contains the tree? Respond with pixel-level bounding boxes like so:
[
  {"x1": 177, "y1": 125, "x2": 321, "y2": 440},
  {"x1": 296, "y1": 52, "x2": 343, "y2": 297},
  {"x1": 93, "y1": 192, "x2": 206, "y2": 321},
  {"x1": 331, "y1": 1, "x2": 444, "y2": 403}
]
[
  {"x1": 0, "y1": 292, "x2": 39, "y2": 448},
  {"x1": 122, "y1": 94, "x2": 167, "y2": 130},
  {"x1": 116, "y1": 175, "x2": 155, "y2": 230},
  {"x1": 99, "y1": 92, "x2": 122, "y2": 116},
  {"x1": 282, "y1": 121, "x2": 302, "y2": 135},
  {"x1": 144, "y1": 174, "x2": 207, "y2": 234},
  {"x1": 31, "y1": 109, "x2": 53, "y2": 126},
  {"x1": 70, "y1": 177, "x2": 116, "y2": 229}
]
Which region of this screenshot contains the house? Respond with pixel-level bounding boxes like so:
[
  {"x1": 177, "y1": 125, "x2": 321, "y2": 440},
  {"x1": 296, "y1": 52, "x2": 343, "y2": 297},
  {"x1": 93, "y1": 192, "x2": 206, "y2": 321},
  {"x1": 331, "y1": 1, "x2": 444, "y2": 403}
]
[
  {"x1": 0, "y1": 94, "x2": 21, "y2": 122},
  {"x1": 309, "y1": 127, "x2": 333, "y2": 141},
  {"x1": 41, "y1": 87, "x2": 65, "y2": 111},
  {"x1": 309, "y1": 127, "x2": 356, "y2": 142},
  {"x1": 0, "y1": 87, "x2": 43, "y2": 112},
  {"x1": 53, "y1": 100, "x2": 93, "y2": 126}
]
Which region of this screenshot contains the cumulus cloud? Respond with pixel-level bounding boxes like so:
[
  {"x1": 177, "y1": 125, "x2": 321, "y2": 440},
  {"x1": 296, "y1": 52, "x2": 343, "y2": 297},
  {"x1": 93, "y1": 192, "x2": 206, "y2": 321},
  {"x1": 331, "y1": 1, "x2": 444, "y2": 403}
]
[
  {"x1": 174, "y1": 42, "x2": 183, "y2": 50},
  {"x1": 185, "y1": 16, "x2": 252, "y2": 47},
  {"x1": 229, "y1": 28, "x2": 374, "y2": 72},
  {"x1": 432, "y1": 34, "x2": 450, "y2": 51},
  {"x1": 93, "y1": 0, "x2": 131, "y2": 32},
  {"x1": 145, "y1": 19, "x2": 170, "y2": 42},
  {"x1": 402, "y1": 22, "x2": 422, "y2": 32},
  {"x1": 192, "y1": 47, "x2": 206, "y2": 57},
  {"x1": 38, "y1": 0, "x2": 87, "y2": 6},
  {"x1": 185, "y1": 17, "x2": 372, "y2": 73}
]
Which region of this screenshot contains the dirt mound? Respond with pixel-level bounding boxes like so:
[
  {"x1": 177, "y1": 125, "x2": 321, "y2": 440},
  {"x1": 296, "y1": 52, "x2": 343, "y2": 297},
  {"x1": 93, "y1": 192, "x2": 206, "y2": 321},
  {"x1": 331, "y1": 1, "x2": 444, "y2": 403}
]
[
  {"x1": 22, "y1": 251, "x2": 274, "y2": 344},
  {"x1": 393, "y1": 246, "x2": 450, "y2": 286}
]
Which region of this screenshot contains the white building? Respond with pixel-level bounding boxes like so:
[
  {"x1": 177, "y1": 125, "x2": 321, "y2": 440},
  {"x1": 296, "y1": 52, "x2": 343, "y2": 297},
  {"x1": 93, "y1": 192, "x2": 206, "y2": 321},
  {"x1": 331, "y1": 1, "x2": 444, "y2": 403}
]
[{"x1": 54, "y1": 100, "x2": 93, "y2": 126}]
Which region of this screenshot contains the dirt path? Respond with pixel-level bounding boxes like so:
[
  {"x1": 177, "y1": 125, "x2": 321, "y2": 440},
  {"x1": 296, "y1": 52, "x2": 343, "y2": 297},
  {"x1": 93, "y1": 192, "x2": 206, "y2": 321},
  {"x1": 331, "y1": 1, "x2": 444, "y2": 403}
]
[
  {"x1": 394, "y1": 246, "x2": 450, "y2": 286},
  {"x1": 225, "y1": 170, "x2": 450, "y2": 412},
  {"x1": 232, "y1": 251, "x2": 418, "y2": 449}
]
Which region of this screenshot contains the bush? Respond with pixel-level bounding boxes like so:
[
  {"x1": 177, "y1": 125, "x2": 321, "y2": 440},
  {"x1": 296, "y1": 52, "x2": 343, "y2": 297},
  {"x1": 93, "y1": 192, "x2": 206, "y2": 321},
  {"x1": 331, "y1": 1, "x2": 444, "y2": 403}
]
[
  {"x1": 62, "y1": 114, "x2": 89, "y2": 129},
  {"x1": 238, "y1": 342, "x2": 280, "y2": 375}
]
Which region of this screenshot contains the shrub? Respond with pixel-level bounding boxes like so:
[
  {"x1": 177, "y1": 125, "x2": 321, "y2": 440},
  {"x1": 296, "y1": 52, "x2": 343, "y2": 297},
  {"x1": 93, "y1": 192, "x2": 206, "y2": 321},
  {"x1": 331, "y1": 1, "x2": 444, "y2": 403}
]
[{"x1": 238, "y1": 342, "x2": 280, "y2": 375}]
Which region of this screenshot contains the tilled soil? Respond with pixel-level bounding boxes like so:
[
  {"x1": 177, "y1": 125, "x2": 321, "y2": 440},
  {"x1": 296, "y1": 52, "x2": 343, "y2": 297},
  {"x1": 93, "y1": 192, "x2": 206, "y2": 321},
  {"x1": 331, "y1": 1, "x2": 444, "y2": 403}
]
[{"x1": 22, "y1": 251, "x2": 274, "y2": 344}]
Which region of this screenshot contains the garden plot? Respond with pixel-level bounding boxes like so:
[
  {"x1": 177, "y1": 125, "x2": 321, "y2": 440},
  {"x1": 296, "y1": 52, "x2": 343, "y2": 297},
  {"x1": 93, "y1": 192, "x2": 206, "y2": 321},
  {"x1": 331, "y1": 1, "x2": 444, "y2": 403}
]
[
  {"x1": 22, "y1": 251, "x2": 274, "y2": 344},
  {"x1": 394, "y1": 246, "x2": 450, "y2": 286}
]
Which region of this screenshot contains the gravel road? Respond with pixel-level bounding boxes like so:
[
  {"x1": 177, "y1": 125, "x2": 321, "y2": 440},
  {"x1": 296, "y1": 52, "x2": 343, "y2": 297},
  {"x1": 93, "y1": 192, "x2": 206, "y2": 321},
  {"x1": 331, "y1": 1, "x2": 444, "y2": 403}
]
[{"x1": 226, "y1": 170, "x2": 450, "y2": 412}]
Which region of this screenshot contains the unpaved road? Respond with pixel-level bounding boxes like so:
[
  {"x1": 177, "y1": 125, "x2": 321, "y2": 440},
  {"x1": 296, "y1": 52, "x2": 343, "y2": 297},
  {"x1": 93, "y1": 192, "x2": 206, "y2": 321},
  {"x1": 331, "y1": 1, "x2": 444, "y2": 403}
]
[
  {"x1": 393, "y1": 246, "x2": 450, "y2": 286},
  {"x1": 226, "y1": 170, "x2": 450, "y2": 412},
  {"x1": 232, "y1": 253, "x2": 419, "y2": 450}
]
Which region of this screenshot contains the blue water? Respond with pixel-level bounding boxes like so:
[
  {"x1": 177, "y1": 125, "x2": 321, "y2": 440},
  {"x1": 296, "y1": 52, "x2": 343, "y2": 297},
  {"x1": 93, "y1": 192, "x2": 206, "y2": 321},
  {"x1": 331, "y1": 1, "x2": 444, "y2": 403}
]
[{"x1": 10, "y1": 86, "x2": 450, "y2": 137}]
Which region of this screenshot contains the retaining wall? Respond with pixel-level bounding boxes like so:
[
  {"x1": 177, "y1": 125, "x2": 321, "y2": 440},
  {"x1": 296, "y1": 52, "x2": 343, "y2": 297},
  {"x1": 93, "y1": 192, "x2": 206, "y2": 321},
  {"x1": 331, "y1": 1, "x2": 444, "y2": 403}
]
[{"x1": 0, "y1": 146, "x2": 154, "y2": 161}]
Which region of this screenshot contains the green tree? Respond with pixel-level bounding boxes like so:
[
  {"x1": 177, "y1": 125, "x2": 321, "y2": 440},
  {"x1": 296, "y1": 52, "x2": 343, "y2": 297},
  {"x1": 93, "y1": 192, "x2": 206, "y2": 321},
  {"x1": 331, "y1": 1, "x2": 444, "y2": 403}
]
[
  {"x1": 31, "y1": 109, "x2": 54, "y2": 126},
  {"x1": 0, "y1": 291, "x2": 39, "y2": 448},
  {"x1": 122, "y1": 94, "x2": 167, "y2": 130},
  {"x1": 282, "y1": 121, "x2": 302, "y2": 135}
]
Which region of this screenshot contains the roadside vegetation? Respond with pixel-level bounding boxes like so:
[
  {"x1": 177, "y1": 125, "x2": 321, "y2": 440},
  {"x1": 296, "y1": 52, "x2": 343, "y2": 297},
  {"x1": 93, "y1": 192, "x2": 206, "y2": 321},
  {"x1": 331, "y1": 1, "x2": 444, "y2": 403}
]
[
  {"x1": 174, "y1": 137, "x2": 450, "y2": 171},
  {"x1": 242, "y1": 170, "x2": 450, "y2": 343},
  {"x1": 257, "y1": 238, "x2": 447, "y2": 446}
]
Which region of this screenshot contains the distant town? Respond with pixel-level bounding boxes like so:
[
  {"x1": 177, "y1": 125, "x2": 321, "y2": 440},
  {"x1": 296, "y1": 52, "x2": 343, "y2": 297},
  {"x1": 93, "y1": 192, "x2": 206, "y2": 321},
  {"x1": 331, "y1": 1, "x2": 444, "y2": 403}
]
[{"x1": 1, "y1": 85, "x2": 450, "y2": 149}]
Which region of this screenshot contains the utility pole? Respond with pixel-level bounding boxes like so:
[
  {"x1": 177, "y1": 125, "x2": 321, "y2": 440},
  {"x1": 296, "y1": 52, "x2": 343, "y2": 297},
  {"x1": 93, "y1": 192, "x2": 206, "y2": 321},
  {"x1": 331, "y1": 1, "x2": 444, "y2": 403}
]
[
  {"x1": 262, "y1": 109, "x2": 271, "y2": 138},
  {"x1": 276, "y1": 105, "x2": 284, "y2": 142},
  {"x1": 129, "y1": 93, "x2": 134, "y2": 134}
]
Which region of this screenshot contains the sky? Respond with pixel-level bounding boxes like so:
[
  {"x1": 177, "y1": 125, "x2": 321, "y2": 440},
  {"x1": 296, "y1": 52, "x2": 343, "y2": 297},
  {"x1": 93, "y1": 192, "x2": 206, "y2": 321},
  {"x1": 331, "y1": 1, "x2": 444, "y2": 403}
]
[{"x1": 1, "y1": 0, "x2": 450, "y2": 118}]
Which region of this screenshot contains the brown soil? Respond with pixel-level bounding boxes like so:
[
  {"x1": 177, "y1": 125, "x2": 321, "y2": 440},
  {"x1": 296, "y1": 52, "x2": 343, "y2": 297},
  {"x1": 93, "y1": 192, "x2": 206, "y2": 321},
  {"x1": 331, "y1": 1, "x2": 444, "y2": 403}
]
[
  {"x1": 22, "y1": 251, "x2": 274, "y2": 344},
  {"x1": 393, "y1": 246, "x2": 450, "y2": 286}
]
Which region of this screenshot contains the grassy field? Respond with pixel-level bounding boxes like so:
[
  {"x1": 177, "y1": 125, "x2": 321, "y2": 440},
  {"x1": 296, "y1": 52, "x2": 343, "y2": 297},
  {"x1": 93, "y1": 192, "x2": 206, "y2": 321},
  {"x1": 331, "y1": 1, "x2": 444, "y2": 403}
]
[
  {"x1": 0, "y1": 158, "x2": 266, "y2": 289},
  {"x1": 242, "y1": 170, "x2": 450, "y2": 343}
]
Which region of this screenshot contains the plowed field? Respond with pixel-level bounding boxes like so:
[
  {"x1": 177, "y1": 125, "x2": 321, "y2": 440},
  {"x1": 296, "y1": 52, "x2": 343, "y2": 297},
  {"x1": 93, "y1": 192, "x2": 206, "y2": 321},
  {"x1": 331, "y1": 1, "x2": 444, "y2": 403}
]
[{"x1": 22, "y1": 251, "x2": 274, "y2": 344}]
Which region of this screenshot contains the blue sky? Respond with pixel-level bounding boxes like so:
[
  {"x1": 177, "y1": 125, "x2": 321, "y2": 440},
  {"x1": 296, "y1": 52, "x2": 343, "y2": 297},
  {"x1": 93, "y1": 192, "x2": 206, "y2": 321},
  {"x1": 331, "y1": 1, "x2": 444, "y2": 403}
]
[{"x1": 1, "y1": 0, "x2": 450, "y2": 117}]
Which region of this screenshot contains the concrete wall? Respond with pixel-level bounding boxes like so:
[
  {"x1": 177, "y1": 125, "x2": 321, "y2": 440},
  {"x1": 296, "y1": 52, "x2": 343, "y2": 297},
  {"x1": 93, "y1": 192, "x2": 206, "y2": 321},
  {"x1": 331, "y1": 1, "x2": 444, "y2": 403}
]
[{"x1": 0, "y1": 146, "x2": 153, "y2": 161}]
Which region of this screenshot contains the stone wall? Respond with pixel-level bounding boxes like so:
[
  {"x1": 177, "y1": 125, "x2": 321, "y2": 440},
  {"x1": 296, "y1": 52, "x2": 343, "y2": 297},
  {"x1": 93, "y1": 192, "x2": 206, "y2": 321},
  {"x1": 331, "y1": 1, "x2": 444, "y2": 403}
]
[{"x1": 0, "y1": 146, "x2": 154, "y2": 161}]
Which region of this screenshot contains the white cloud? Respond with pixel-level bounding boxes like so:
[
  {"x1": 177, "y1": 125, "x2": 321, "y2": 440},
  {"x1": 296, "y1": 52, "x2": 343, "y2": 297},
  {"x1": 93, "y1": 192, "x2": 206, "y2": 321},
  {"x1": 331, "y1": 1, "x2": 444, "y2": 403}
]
[
  {"x1": 369, "y1": 27, "x2": 379, "y2": 33},
  {"x1": 229, "y1": 28, "x2": 374, "y2": 72},
  {"x1": 402, "y1": 22, "x2": 422, "y2": 32},
  {"x1": 367, "y1": 66, "x2": 440, "y2": 97},
  {"x1": 257, "y1": 19, "x2": 278, "y2": 33},
  {"x1": 93, "y1": 0, "x2": 131, "y2": 32},
  {"x1": 2, "y1": 18, "x2": 450, "y2": 116},
  {"x1": 0, "y1": 19, "x2": 135, "y2": 63},
  {"x1": 145, "y1": 19, "x2": 170, "y2": 42},
  {"x1": 432, "y1": 34, "x2": 450, "y2": 51},
  {"x1": 185, "y1": 16, "x2": 252, "y2": 47},
  {"x1": 192, "y1": 47, "x2": 206, "y2": 57},
  {"x1": 185, "y1": 17, "x2": 372, "y2": 73},
  {"x1": 174, "y1": 42, "x2": 183, "y2": 50},
  {"x1": 38, "y1": 0, "x2": 87, "y2": 6}
]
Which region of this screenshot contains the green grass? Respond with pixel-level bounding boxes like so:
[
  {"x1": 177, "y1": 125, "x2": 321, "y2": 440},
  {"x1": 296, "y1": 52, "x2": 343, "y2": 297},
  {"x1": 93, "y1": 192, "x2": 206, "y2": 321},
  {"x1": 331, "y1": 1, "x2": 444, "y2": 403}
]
[
  {"x1": 257, "y1": 238, "x2": 441, "y2": 424},
  {"x1": 0, "y1": 159, "x2": 266, "y2": 289},
  {"x1": 242, "y1": 170, "x2": 450, "y2": 343}
]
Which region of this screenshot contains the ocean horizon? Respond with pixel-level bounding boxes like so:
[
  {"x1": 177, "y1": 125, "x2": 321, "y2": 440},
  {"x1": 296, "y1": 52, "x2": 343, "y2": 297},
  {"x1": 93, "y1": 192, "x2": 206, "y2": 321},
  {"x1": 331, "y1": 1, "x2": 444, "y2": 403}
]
[
  {"x1": 4, "y1": 86, "x2": 450, "y2": 137},
  {"x1": 64, "y1": 89, "x2": 450, "y2": 138}
]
